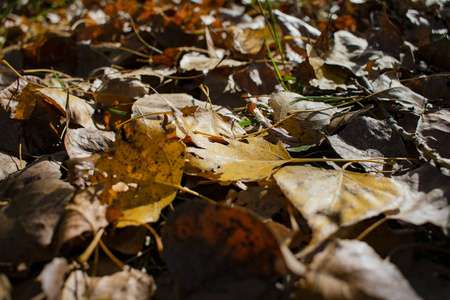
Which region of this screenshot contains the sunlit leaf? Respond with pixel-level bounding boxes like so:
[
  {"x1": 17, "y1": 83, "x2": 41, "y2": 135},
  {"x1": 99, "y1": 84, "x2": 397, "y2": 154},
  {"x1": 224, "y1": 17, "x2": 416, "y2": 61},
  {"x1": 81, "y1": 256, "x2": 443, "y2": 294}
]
[
  {"x1": 186, "y1": 136, "x2": 291, "y2": 182},
  {"x1": 269, "y1": 90, "x2": 338, "y2": 145},
  {"x1": 274, "y1": 165, "x2": 405, "y2": 250},
  {"x1": 93, "y1": 119, "x2": 186, "y2": 227}
]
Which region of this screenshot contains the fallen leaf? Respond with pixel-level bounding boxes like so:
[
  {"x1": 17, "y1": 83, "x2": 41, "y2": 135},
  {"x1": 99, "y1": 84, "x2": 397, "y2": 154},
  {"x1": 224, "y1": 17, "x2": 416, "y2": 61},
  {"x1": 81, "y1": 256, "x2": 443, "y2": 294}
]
[
  {"x1": 393, "y1": 163, "x2": 450, "y2": 229},
  {"x1": 327, "y1": 115, "x2": 409, "y2": 172},
  {"x1": 64, "y1": 128, "x2": 115, "y2": 159},
  {"x1": 0, "y1": 152, "x2": 66, "y2": 200},
  {"x1": 0, "y1": 274, "x2": 11, "y2": 300},
  {"x1": 20, "y1": 83, "x2": 96, "y2": 128},
  {"x1": 0, "y1": 179, "x2": 74, "y2": 267},
  {"x1": 41, "y1": 257, "x2": 70, "y2": 300},
  {"x1": 404, "y1": 74, "x2": 450, "y2": 107},
  {"x1": 162, "y1": 201, "x2": 286, "y2": 299},
  {"x1": 55, "y1": 186, "x2": 108, "y2": 252},
  {"x1": 417, "y1": 37, "x2": 450, "y2": 71},
  {"x1": 93, "y1": 119, "x2": 186, "y2": 227},
  {"x1": 370, "y1": 70, "x2": 427, "y2": 114},
  {"x1": 269, "y1": 90, "x2": 338, "y2": 145},
  {"x1": 0, "y1": 152, "x2": 23, "y2": 181},
  {"x1": 417, "y1": 108, "x2": 450, "y2": 161},
  {"x1": 274, "y1": 165, "x2": 405, "y2": 250},
  {"x1": 181, "y1": 105, "x2": 246, "y2": 141},
  {"x1": 179, "y1": 52, "x2": 246, "y2": 71},
  {"x1": 61, "y1": 269, "x2": 155, "y2": 300},
  {"x1": 297, "y1": 239, "x2": 421, "y2": 300},
  {"x1": 186, "y1": 136, "x2": 291, "y2": 182}
]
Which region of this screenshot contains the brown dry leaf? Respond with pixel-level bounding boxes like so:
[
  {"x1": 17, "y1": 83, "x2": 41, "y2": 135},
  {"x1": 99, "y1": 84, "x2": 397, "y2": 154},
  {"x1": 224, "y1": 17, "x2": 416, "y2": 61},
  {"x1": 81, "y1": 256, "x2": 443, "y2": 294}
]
[
  {"x1": 0, "y1": 152, "x2": 66, "y2": 200},
  {"x1": 378, "y1": 7, "x2": 404, "y2": 57},
  {"x1": 0, "y1": 152, "x2": 23, "y2": 182},
  {"x1": 55, "y1": 187, "x2": 108, "y2": 252},
  {"x1": 93, "y1": 119, "x2": 186, "y2": 227},
  {"x1": 181, "y1": 105, "x2": 246, "y2": 141},
  {"x1": 17, "y1": 83, "x2": 95, "y2": 128},
  {"x1": 185, "y1": 136, "x2": 291, "y2": 182},
  {"x1": 322, "y1": 31, "x2": 397, "y2": 78},
  {"x1": 61, "y1": 269, "x2": 155, "y2": 300},
  {"x1": 179, "y1": 52, "x2": 246, "y2": 71},
  {"x1": 230, "y1": 185, "x2": 286, "y2": 219},
  {"x1": 274, "y1": 165, "x2": 405, "y2": 251},
  {"x1": 417, "y1": 109, "x2": 450, "y2": 162},
  {"x1": 327, "y1": 115, "x2": 409, "y2": 172},
  {"x1": 64, "y1": 128, "x2": 115, "y2": 159},
  {"x1": 404, "y1": 75, "x2": 450, "y2": 107},
  {"x1": 297, "y1": 239, "x2": 421, "y2": 300},
  {"x1": 269, "y1": 90, "x2": 338, "y2": 145},
  {"x1": 393, "y1": 163, "x2": 450, "y2": 229},
  {"x1": 370, "y1": 70, "x2": 427, "y2": 114},
  {"x1": 417, "y1": 37, "x2": 450, "y2": 71},
  {"x1": 233, "y1": 50, "x2": 281, "y2": 96},
  {"x1": 0, "y1": 179, "x2": 74, "y2": 270},
  {"x1": 162, "y1": 201, "x2": 286, "y2": 299},
  {"x1": 273, "y1": 9, "x2": 321, "y2": 57},
  {"x1": 41, "y1": 257, "x2": 70, "y2": 300},
  {"x1": 132, "y1": 93, "x2": 236, "y2": 121}
]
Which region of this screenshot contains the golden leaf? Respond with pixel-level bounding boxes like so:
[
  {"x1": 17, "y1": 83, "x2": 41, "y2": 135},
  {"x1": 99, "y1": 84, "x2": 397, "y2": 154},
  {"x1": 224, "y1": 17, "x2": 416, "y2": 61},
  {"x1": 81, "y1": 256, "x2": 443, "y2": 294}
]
[
  {"x1": 274, "y1": 165, "x2": 405, "y2": 250},
  {"x1": 186, "y1": 136, "x2": 291, "y2": 182},
  {"x1": 94, "y1": 119, "x2": 185, "y2": 227}
]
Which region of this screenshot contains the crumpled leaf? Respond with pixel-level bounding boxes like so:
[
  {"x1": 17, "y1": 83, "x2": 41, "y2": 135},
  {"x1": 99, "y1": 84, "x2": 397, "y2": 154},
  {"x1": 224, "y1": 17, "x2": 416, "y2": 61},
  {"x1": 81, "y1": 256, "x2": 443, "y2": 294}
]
[
  {"x1": 92, "y1": 119, "x2": 186, "y2": 227},
  {"x1": 417, "y1": 108, "x2": 450, "y2": 162},
  {"x1": 186, "y1": 136, "x2": 291, "y2": 182},
  {"x1": 327, "y1": 115, "x2": 409, "y2": 171},
  {"x1": 273, "y1": 9, "x2": 321, "y2": 56},
  {"x1": 234, "y1": 47, "x2": 281, "y2": 96},
  {"x1": 0, "y1": 152, "x2": 23, "y2": 181},
  {"x1": 0, "y1": 179, "x2": 74, "y2": 267},
  {"x1": 64, "y1": 128, "x2": 115, "y2": 159},
  {"x1": 322, "y1": 30, "x2": 397, "y2": 78},
  {"x1": 0, "y1": 152, "x2": 66, "y2": 200},
  {"x1": 162, "y1": 201, "x2": 286, "y2": 299},
  {"x1": 274, "y1": 165, "x2": 405, "y2": 250},
  {"x1": 132, "y1": 93, "x2": 236, "y2": 121},
  {"x1": 393, "y1": 163, "x2": 450, "y2": 229},
  {"x1": 297, "y1": 239, "x2": 421, "y2": 300},
  {"x1": 269, "y1": 90, "x2": 338, "y2": 145},
  {"x1": 61, "y1": 269, "x2": 155, "y2": 300},
  {"x1": 179, "y1": 52, "x2": 246, "y2": 71},
  {"x1": 181, "y1": 105, "x2": 246, "y2": 141},
  {"x1": 370, "y1": 70, "x2": 427, "y2": 114},
  {"x1": 41, "y1": 257, "x2": 70, "y2": 300},
  {"x1": 404, "y1": 74, "x2": 450, "y2": 107},
  {"x1": 55, "y1": 187, "x2": 108, "y2": 252},
  {"x1": 15, "y1": 83, "x2": 96, "y2": 128}
]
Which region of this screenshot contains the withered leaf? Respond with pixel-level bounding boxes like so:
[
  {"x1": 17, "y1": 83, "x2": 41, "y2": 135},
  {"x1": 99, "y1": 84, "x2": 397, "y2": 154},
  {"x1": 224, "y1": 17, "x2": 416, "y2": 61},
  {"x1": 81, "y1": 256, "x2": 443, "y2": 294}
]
[
  {"x1": 274, "y1": 165, "x2": 405, "y2": 250},
  {"x1": 298, "y1": 239, "x2": 421, "y2": 300},
  {"x1": 0, "y1": 179, "x2": 74, "y2": 266},
  {"x1": 269, "y1": 90, "x2": 338, "y2": 145},
  {"x1": 162, "y1": 201, "x2": 286, "y2": 298},
  {"x1": 61, "y1": 269, "x2": 155, "y2": 300},
  {"x1": 64, "y1": 128, "x2": 115, "y2": 159}
]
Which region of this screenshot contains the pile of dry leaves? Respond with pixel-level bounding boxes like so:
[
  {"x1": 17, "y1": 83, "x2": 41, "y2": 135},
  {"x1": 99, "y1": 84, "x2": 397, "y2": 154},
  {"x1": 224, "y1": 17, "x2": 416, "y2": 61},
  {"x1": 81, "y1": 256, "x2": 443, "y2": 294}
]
[{"x1": 0, "y1": 0, "x2": 449, "y2": 299}]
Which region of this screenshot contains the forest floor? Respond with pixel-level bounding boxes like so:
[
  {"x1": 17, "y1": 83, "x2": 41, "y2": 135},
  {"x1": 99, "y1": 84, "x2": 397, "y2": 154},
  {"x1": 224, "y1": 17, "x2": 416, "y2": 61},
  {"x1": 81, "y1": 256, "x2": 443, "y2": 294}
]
[{"x1": 0, "y1": 1, "x2": 449, "y2": 299}]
